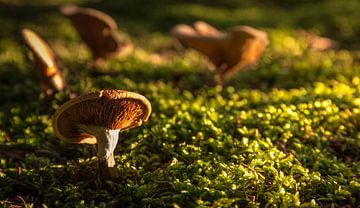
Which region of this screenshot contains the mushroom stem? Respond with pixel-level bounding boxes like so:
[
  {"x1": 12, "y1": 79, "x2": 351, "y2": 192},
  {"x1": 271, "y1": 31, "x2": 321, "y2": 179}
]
[
  {"x1": 97, "y1": 128, "x2": 120, "y2": 181},
  {"x1": 78, "y1": 124, "x2": 120, "y2": 181}
]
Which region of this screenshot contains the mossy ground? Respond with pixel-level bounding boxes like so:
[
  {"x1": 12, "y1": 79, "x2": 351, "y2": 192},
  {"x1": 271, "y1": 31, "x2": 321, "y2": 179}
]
[{"x1": 1, "y1": 0, "x2": 360, "y2": 207}]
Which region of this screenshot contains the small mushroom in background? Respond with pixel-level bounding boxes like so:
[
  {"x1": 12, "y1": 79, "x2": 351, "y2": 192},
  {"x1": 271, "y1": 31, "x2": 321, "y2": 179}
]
[
  {"x1": 52, "y1": 89, "x2": 152, "y2": 181},
  {"x1": 171, "y1": 21, "x2": 269, "y2": 85},
  {"x1": 297, "y1": 30, "x2": 338, "y2": 51},
  {"x1": 21, "y1": 28, "x2": 65, "y2": 96},
  {"x1": 60, "y1": 5, "x2": 133, "y2": 66}
]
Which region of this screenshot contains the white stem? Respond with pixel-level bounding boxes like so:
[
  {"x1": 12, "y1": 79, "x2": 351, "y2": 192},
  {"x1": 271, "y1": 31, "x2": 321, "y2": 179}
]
[
  {"x1": 96, "y1": 128, "x2": 120, "y2": 167},
  {"x1": 78, "y1": 124, "x2": 120, "y2": 181}
]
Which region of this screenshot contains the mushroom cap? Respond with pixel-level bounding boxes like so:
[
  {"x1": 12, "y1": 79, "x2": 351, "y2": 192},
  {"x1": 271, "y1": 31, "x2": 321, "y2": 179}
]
[
  {"x1": 171, "y1": 21, "x2": 223, "y2": 38},
  {"x1": 229, "y1": 26, "x2": 268, "y2": 45},
  {"x1": 52, "y1": 90, "x2": 152, "y2": 144},
  {"x1": 21, "y1": 28, "x2": 64, "y2": 91},
  {"x1": 60, "y1": 5, "x2": 132, "y2": 60},
  {"x1": 60, "y1": 4, "x2": 117, "y2": 30},
  {"x1": 170, "y1": 24, "x2": 198, "y2": 38},
  {"x1": 192, "y1": 21, "x2": 222, "y2": 37}
]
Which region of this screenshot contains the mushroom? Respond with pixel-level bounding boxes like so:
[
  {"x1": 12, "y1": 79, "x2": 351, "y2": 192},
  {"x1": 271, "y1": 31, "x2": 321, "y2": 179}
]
[
  {"x1": 171, "y1": 22, "x2": 269, "y2": 85},
  {"x1": 52, "y1": 90, "x2": 152, "y2": 181},
  {"x1": 60, "y1": 5, "x2": 133, "y2": 66},
  {"x1": 297, "y1": 30, "x2": 338, "y2": 51},
  {"x1": 21, "y1": 28, "x2": 65, "y2": 96}
]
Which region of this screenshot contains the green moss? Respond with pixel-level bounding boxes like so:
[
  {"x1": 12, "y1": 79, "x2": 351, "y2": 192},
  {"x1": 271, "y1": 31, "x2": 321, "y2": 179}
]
[{"x1": 1, "y1": 0, "x2": 360, "y2": 207}]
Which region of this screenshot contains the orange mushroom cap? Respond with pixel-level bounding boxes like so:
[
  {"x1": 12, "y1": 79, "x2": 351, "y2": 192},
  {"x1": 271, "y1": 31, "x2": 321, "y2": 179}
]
[
  {"x1": 21, "y1": 28, "x2": 64, "y2": 92},
  {"x1": 52, "y1": 90, "x2": 152, "y2": 144}
]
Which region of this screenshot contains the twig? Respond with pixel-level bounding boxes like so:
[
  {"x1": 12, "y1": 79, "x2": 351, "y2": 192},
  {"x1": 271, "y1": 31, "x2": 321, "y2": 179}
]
[
  {"x1": 241, "y1": 163, "x2": 265, "y2": 180},
  {"x1": 0, "y1": 149, "x2": 24, "y2": 160}
]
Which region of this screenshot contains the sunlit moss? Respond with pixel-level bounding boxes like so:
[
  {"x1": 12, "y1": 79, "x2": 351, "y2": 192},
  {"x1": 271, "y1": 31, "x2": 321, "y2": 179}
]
[{"x1": 1, "y1": 0, "x2": 360, "y2": 207}]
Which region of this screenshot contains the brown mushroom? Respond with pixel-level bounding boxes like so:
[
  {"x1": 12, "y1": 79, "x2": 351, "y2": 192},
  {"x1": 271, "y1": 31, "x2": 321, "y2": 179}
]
[
  {"x1": 171, "y1": 22, "x2": 269, "y2": 85},
  {"x1": 60, "y1": 5, "x2": 133, "y2": 65},
  {"x1": 298, "y1": 30, "x2": 338, "y2": 51},
  {"x1": 21, "y1": 28, "x2": 65, "y2": 96},
  {"x1": 52, "y1": 90, "x2": 152, "y2": 181}
]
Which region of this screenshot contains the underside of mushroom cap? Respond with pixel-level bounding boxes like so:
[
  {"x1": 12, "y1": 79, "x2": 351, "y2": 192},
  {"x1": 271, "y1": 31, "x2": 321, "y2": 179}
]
[
  {"x1": 225, "y1": 26, "x2": 269, "y2": 65},
  {"x1": 52, "y1": 90, "x2": 152, "y2": 144},
  {"x1": 230, "y1": 26, "x2": 269, "y2": 45}
]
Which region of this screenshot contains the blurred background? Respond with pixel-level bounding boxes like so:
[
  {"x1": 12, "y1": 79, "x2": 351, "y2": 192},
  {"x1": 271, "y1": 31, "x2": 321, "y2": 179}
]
[{"x1": 1, "y1": 0, "x2": 360, "y2": 48}]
